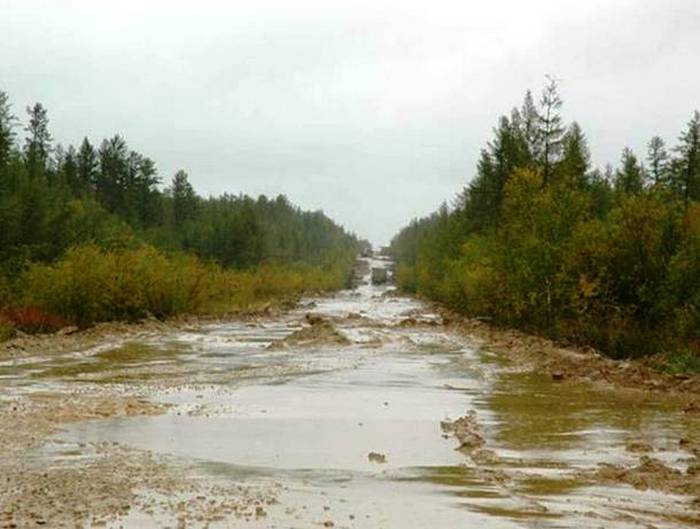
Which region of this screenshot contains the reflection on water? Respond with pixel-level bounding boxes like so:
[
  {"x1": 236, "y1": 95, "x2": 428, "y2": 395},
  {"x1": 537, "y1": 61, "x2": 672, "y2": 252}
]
[{"x1": 20, "y1": 257, "x2": 699, "y2": 528}]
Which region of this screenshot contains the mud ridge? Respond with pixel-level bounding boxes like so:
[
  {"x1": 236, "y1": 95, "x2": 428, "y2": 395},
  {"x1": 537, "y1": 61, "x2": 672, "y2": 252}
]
[
  {"x1": 430, "y1": 304, "x2": 700, "y2": 404},
  {"x1": 267, "y1": 317, "x2": 350, "y2": 349}
]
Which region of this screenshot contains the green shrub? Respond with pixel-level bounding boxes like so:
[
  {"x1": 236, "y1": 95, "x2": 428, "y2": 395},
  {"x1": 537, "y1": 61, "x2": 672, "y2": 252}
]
[{"x1": 663, "y1": 349, "x2": 700, "y2": 375}]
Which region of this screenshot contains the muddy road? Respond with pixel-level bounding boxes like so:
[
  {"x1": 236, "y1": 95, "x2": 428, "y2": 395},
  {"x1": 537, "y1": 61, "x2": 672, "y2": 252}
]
[{"x1": 1, "y1": 257, "x2": 699, "y2": 528}]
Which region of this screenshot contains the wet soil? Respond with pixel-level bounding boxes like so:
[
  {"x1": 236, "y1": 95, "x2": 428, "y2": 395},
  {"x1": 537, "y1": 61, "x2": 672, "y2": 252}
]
[
  {"x1": 443, "y1": 310, "x2": 700, "y2": 411},
  {"x1": 1, "y1": 256, "x2": 699, "y2": 528}
]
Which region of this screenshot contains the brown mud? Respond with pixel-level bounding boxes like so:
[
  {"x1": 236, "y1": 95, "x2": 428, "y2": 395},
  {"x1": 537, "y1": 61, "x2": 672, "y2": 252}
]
[
  {"x1": 1, "y1": 258, "x2": 699, "y2": 528},
  {"x1": 431, "y1": 305, "x2": 700, "y2": 407},
  {"x1": 0, "y1": 391, "x2": 278, "y2": 529},
  {"x1": 267, "y1": 316, "x2": 350, "y2": 350}
]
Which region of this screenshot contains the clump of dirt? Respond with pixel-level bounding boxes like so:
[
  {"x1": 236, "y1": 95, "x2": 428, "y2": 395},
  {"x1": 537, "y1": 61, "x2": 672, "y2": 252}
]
[
  {"x1": 584, "y1": 456, "x2": 698, "y2": 497},
  {"x1": 395, "y1": 317, "x2": 442, "y2": 328},
  {"x1": 441, "y1": 411, "x2": 485, "y2": 455},
  {"x1": 368, "y1": 452, "x2": 387, "y2": 464},
  {"x1": 626, "y1": 440, "x2": 653, "y2": 453},
  {"x1": 268, "y1": 318, "x2": 349, "y2": 350},
  {"x1": 576, "y1": 440, "x2": 700, "y2": 511}
]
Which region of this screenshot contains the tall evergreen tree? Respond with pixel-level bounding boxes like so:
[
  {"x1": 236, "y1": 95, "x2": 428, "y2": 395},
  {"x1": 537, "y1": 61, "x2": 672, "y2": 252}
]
[
  {"x1": 77, "y1": 138, "x2": 98, "y2": 193},
  {"x1": 171, "y1": 169, "x2": 198, "y2": 227},
  {"x1": 519, "y1": 89, "x2": 541, "y2": 164},
  {"x1": 133, "y1": 155, "x2": 160, "y2": 227},
  {"x1": 673, "y1": 110, "x2": 700, "y2": 208},
  {"x1": 646, "y1": 136, "x2": 669, "y2": 187},
  {"x1": 537, "y1": 76, "x2": 565, "y2": 186},
  {"x1": 24, "y1": 102, "x2": 52, "y2": 177},
  {"x1": 614, "y1": 147, "x2": 645, "y2": 195},
  {"x1": 0, "y1": 91, "x2": 16, "y2": 172},
  {"x1": 61, "y1": 145, "x2": 80, "y2": 192},
  {"x1": 98, "y1": 135, "x2": 128, "y2": 214},
  {"x1": 559, "y1": 121, "x2": 590, "y2": 186}
]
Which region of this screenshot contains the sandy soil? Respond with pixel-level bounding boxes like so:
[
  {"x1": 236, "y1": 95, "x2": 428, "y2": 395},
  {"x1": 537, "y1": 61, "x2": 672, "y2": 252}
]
[{"x1": 0, "y1": 389, "x2": 278, "y2": 529}]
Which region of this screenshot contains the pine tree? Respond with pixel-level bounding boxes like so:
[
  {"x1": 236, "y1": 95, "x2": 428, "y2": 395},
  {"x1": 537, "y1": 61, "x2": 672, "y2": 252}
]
[
  {"x1": 171, "y1": 169, "x2": 198, "y2": 227},
  {"x1": 98, "y1": 135, "x2": 128, "y2": 213},
  {"x1": 77, "y1": 138, "x2": 98, "y2": 193},
  {"x1": 62, "y1": 145, "x2": 80, "y2": 192},
  {"x1": 614, "y1": 147, "x2": 645, "y2": 195},
  {"x1": 559, "y1": 122, "x2": 591, "y2": 186},
  {"x1": 134, "y1": 155, "x2": 160, "y2": 227},
  {"x1": 24, "y1": 102, "x2": 52, "y2": 176},
  {"x1": 673, "y1": 111, "x2": 700, "y2": 208},
  {"x1": 646, "y1": 136, "x2": 669, "y2": 187},
  {"x1": 519, "y1": 89, "x2": 541, "y2": 164},
  {"x1": 537, "y1": 76, "x2": 565, "y2": 187},
  {"x1": 0, "y1": 90, "x2": 16, "y2": 172}
]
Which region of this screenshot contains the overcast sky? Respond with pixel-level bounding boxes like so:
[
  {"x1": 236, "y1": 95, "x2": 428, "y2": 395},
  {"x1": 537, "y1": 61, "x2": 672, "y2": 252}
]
[{"x1": 1, "y1": 0, "x2": 699, "y2": 243}]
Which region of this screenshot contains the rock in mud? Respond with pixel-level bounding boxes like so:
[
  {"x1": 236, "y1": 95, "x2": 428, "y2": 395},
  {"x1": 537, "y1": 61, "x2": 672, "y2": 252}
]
[
  {"x1": 441, "y1": 411, "x2": 485, "y2": 455},
  {"x1": 56, "y1": 325, "x2": 79, "y2": 336},
  {"x1": 304, "y1": 313, "x2": 325, "y2": 325},
  {"x1": 368, "y1": 452, "x2": 387, "y2": 464}
]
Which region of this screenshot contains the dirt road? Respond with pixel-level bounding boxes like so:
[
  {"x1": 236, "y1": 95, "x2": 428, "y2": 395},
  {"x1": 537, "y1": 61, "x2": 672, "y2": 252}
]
[{"x1": 1, "y1": 257, "x2": 699, "y2": 528}]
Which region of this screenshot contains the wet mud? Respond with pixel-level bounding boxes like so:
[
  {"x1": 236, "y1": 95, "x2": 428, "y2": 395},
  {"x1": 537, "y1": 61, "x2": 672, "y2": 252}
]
[{"x1": 1, "y1": 256, "x2": 699, "y2": 528}]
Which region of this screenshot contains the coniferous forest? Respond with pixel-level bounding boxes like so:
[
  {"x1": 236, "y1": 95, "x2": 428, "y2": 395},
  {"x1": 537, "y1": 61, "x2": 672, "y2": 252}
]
[
  {"x1": 0, "y1": 91, "x2": 362, "y2": 335},
  {"x1": 391, "y1": 79, "x2": 700, "y2": 371}
]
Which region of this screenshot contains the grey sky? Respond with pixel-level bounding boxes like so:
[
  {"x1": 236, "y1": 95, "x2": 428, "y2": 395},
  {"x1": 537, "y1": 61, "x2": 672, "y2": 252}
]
[{"x1": 1, "y1": 0, "x2": 699, "y2": 244}]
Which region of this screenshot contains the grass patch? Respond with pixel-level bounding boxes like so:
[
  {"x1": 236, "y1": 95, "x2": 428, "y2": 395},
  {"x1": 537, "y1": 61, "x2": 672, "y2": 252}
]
[{"x1": 662, "y1": 349, "x2": 700, "y2": 375}]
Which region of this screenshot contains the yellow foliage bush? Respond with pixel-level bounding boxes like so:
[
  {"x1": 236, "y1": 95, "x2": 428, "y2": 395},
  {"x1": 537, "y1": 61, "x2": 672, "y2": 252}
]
[{"x1": 19, "y1": 244, "x2": 350, "y2": 326}]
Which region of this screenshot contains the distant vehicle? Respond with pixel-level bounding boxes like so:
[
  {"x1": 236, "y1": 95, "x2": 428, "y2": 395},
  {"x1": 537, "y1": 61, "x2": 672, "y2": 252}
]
[
  {"x1": 361, "y1": 248, "x2": 373, "y2": 258},
  {"x1": 371, "y1": 267, "x2": 388, "y2": 285}
]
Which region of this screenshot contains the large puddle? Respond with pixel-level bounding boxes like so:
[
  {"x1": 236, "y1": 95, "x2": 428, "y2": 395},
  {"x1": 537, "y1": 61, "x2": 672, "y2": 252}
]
[{"x1": 13, "y1": 257, "x2": 700, "y2": 527}]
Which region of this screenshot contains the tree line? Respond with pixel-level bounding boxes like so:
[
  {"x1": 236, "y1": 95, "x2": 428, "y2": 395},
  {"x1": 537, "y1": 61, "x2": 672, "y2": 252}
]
[
  {"x1": 0, "y1": 90, "x2": 363, "y2": 332},
  {"x1": 391, "y1": 78, "x2": 700, "y2": 370}
]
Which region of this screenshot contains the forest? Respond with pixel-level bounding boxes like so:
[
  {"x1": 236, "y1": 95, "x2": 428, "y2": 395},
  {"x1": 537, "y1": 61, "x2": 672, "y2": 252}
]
[
  {"x1": 0, "y1": 90, "x2": 362, "y2": 337},
  {"x1": 391, "y1": 78, "x2": 700, "y2": 372}
]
